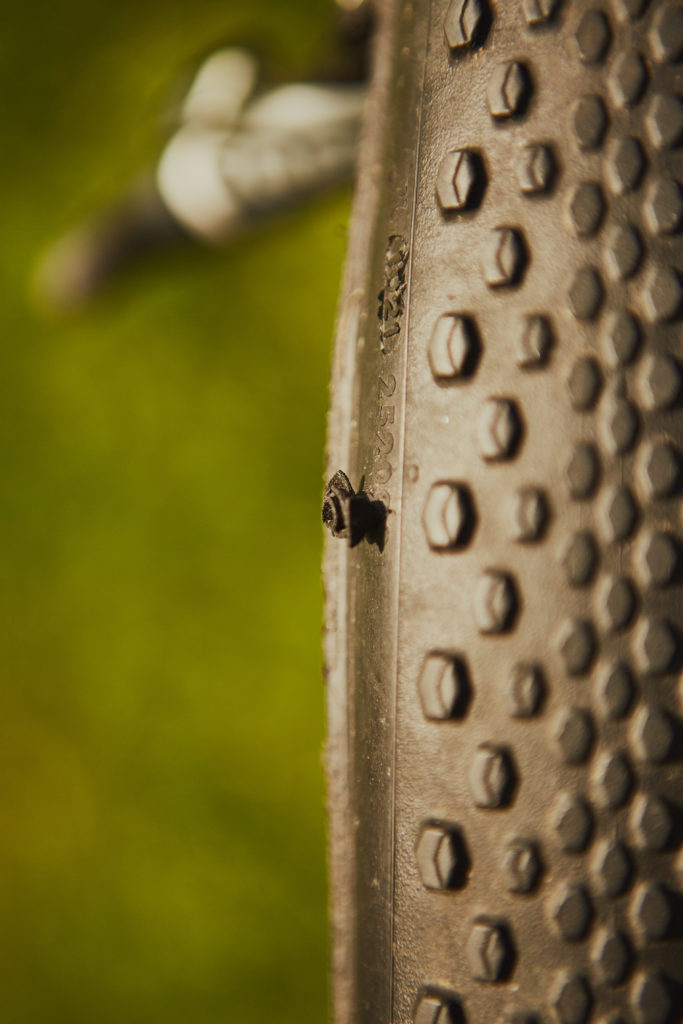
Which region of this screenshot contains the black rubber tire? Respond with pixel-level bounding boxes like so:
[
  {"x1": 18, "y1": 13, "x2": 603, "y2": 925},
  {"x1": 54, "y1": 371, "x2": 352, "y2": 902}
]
[{"x1": 324, "y1": 2, "x2": 683, "y2": 1023}]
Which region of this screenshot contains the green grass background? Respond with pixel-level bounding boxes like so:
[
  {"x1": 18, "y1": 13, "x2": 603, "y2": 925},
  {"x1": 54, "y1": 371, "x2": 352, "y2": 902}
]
[{"x1": 0, "y1": 1, "x2": 345, "y2": 1020}]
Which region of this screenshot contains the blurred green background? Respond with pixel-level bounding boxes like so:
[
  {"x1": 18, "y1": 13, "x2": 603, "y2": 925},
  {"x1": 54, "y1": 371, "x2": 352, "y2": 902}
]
[{"x1": 0, "y1": 1, "x2": 346, "y2": 1020}]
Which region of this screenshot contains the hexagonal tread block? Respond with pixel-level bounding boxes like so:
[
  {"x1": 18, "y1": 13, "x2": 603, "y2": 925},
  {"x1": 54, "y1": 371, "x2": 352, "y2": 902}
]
[
  {"x1": 608, "y1": 49, "x2": 649, "y2": 107},
  {"x1": 488, "y1": 61, "x2": 531, "y2": 119},
  {"x1": 553, "y1": 793, "x2": 593, "y2": 852},
  {"x1": 513, "y1": 488, "x2": 548, "y2": 542},
  {"x1": 601, "y1": 309, "x2": 641, "y2": 367},
  {"x1": 418, "y1": 652, "x2": 471, "y2": 720},
  {"x1": 600, "y1": 396, "x2": 640, "y2": 456},
  {"x1": 444, "y1": 0, "x2": 487, "y2": 53},
  {"x1": 637, "y1": 353, "x2": 681, "y2": 411},
  {"x1": 558, "y1": 619, "x2": 597, "y2": 675},
  {"x1": 635, "y1": 530, "x2": 679, "y2": 586},
  {"x1": 630, "y1": 705, "x2": 674, "y2": 763},
  {"x1": 591, "y1": 749, "x2": 634, "y2": 809},
  {"x1": 646, "y1": 93, "x2": 683, "y2": 150},
  {"x1": 590, "y1": 927, "x2": 631, "y2": 985},
  {"x1": 568, "y1": 267, "x2": 604, "y2": 321},
  {"x1": 416, "y1": 824, "x2": 469, "y2": 890},
  {"x1": 423, "y1": 482, "x2": 476, "y2": 550},
  {"x1": 428, "y1": 314, "x2": 480, "y2": 381},
  {"x1": 553, "y1": 707, "x2": 594, "y2": 763},
  {"x1": 504, "y1": 837, "x2": 542, "y2": 892},
  {"x1": 507, "y1": 662, "x2": 545, "y2": 717},
  {"x1": 478, "y1": 398, "x2": 522, "y2": 460},
  {"x1": 604, "y1": 223, "x2": 643, "y2": 281},
  {"x1": 521, "y1": 0, "x2": 559, "y2": 25},
  {"x1": 629, "y1": 793, "x2": 673, "y2": 851},
  {"x1": 517, "y1": 314, "x2": 553, "y2": 367},
  {"x1": 436, "y1": 148, "x2": 485, "y2": 213},
  {"x1": 466, "y1": 918, "x2": 513, "y2": 981},
  {"x1": 550, "y1": 972, "x2": 592, "y2": 1024},
  {"x1": 568, "y1": 357, "x2": 602, "y2": 408},
  {"x1": 595, "y1": 661, "x2": 635, "y2": 720},
  {"x1": 630, "y1": 971, "x2": 672, "y2": 1024},
  {"x1": 607, "y1": 135, "x2": 647, "y2": 194},
  {"x1": 575, "y1": 10, "x2": 612, "y2": 64},
  {"x1": 648, "y1": 4, "x2": 683, "y2": 64},
  {"x1": 590, "y1": 837, "x2": 632, "y2": 897},
  {"x1": 518, "y1": 143, "x2": 555, "y2": 194},
  {"x1": 567, "y1": 181, "x2": 605, "y2": 236},
  {"x1": 573, "y1": 95, "x2": 608, "y2": 150},
  {"x1": 595, "y1": 575, "x2": 637, "y2": 631},
  {"x1": 643, "y1": 178, "x2": 683, "y2": 235},
  {"x1": 563, "y1": 532, "x2": 599, "y2": 586},
  {"x1": 549, "y1": 883, "x2": 594, "y2": 941},
  {"x1": 484, "y1": 228, "x2": 528, "y2": 287},
  {"x1": 637, "y1": 441, "x2": 680, "y2": 499},
  {"x1": 630, "y1": 881, "x2": 673, "y2": 943},
  {"x1": 469, "y1": 744, "x2": 516, "y2": 807},
  {"x1": 415, "y1": 992, "x2": 460, "y2": 1024},
  {"x1": 566, "y1": 443, "x2": 600, "y2": 499},
  {"x1": 633, "y1": 616, "x2": 678, "y2": 674},
  {"x1": 475, "y1": 571, "x2": 518, "y2": 633}
]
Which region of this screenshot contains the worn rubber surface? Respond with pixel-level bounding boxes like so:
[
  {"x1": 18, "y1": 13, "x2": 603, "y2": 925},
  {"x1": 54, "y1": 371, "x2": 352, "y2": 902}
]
[{"x1": 324, "y1": 2, "x2": 683, "y2": 1023}]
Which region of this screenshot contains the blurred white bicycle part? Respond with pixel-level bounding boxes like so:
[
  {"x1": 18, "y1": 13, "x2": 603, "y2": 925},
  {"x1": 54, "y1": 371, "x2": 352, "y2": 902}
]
[
  {"x1": 36, "y1": 0, "x2": 372, "y2": 309},
  {"x1": 158, "y1": 49, "x2": 365, "y2": 242}
]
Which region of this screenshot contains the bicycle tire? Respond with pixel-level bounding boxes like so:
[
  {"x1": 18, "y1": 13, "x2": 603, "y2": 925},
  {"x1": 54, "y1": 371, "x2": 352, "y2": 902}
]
[{"x1": 324, "y1": 2, "x2": 683, "y2": 1023}]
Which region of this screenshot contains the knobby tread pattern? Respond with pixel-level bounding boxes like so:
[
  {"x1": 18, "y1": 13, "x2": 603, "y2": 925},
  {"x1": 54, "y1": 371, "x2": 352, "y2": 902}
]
[
  {"x1": 395, "y1": 1, "x2": 683, "y2": 1022},
  {"x1": 326, "y1": 2, "x2": 683, "y2": 1024}
]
